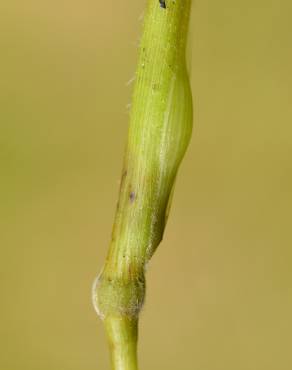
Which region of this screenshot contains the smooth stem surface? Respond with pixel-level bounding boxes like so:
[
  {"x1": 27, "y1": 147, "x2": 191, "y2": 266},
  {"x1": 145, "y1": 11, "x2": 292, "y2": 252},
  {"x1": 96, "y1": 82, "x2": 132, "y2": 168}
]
[
  {"x1": 93, "y1": 1, "x2": 193, "y2": 369},
  {"x1": 104, "y1": 317, "x2": 138, "y2": 370}
]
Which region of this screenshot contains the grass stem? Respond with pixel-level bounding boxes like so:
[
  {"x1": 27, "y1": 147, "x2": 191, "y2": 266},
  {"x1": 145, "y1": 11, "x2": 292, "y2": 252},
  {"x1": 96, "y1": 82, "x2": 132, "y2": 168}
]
[{"x1": 93, "y1": 1, "x2": 193, "y2": 368}]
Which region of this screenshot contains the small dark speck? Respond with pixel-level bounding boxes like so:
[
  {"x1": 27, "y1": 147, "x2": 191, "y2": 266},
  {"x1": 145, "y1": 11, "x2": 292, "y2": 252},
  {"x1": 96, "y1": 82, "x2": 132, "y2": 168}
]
[
  {"x1": 129, "y1": 192, "x2": 136, "y2": 203},
  {"x1": 159, "y1": 0, "x2": 166, "y2": 9}
]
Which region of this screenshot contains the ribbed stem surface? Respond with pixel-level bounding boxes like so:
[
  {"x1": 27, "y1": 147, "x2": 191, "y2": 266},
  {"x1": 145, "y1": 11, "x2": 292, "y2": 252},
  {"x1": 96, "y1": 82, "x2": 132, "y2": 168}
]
[{"x1": 93, "y1": 1, "x2": 193, "y2": 369}]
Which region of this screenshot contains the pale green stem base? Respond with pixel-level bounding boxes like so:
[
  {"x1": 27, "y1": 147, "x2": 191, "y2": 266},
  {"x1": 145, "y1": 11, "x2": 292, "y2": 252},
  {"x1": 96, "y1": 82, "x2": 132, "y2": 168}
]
[{"x1": 104, "y1": 317, "x2": 138, "y2": 370}]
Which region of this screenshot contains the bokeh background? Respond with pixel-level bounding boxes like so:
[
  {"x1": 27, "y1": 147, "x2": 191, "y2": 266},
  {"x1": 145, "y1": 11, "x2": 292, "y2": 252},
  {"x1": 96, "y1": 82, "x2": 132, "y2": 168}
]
[{"x1": 1, "y1": 1, "x2": 292, "y2": 369}]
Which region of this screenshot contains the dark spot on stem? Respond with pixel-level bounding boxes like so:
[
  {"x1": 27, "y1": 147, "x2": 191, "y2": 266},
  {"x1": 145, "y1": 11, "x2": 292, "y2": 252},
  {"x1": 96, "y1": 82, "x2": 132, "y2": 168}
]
[
  {"x1": 129, "y1": 191, "x2": 135, "y2": 203},
  {"x1": 159, "y1": 0, "x2": 166, "y2": 9}
]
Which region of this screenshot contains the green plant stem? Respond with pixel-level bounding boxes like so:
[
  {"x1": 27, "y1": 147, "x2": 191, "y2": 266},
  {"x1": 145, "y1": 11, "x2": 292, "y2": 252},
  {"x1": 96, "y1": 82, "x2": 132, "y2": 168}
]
[
  {"x1": 104, "y1": 317, "x2": 138, "y2": 370},
  {"x1": 93, "y1": 1, "x2": 193, "y2": 369}
]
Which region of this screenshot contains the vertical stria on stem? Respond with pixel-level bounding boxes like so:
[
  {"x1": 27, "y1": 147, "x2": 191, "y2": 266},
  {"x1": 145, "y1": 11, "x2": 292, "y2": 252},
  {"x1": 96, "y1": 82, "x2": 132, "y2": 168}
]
[{"x1": 93, "y1": 1, "x2": 193, "y2": 369}]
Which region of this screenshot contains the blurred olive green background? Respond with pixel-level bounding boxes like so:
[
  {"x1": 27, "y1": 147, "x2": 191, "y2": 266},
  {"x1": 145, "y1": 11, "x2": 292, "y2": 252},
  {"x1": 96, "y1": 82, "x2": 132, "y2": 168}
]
[{"x1": 1, "y1": 1, "x2": 292, "y2": 369}]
